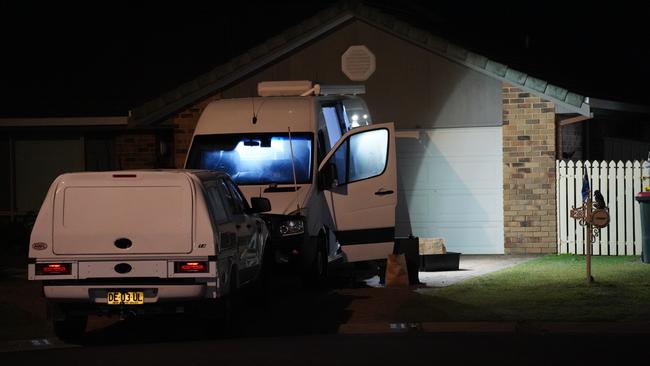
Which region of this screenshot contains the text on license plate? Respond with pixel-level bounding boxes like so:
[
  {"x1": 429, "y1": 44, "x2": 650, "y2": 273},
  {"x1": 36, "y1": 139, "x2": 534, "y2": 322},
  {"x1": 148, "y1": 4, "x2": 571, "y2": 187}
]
[{"x1": 107, "y1": 291, "x2": 144, "y2": 305}]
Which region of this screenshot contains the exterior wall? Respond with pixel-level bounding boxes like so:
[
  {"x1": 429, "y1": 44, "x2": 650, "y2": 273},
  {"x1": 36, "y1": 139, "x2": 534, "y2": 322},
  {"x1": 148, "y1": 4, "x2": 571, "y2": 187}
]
[
  {"x1": 223, "y1": 20, "x2": 502, "y2": 129},
  {"x1": 115, "y1": 133, "x2": 158, "y2": 170},
  {"x1": 502, "y1": 83, "x2": 557, "y2": 254}
]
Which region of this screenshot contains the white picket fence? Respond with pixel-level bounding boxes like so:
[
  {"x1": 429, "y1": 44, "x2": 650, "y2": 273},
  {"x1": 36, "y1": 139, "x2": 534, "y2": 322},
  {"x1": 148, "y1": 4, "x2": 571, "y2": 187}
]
[{"x1": 556, "y1": 160, "x2": 643, "y2": 255}]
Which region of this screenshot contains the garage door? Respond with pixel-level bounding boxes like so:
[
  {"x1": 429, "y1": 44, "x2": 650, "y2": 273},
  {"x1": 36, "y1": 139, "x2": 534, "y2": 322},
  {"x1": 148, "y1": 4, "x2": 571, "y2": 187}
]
[
  {"x1": 15, "y1": 139, "x2": 84, "y2": 212},
  {"x1": 395, "y1": 127, "x2": 503, "y2": 254}
]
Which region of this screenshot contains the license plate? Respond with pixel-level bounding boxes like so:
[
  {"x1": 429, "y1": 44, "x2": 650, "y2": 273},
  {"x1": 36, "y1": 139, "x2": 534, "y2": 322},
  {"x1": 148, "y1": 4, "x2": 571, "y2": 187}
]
[{"x1": 107, "y1": 291, "x2": 144, "y2": 305}]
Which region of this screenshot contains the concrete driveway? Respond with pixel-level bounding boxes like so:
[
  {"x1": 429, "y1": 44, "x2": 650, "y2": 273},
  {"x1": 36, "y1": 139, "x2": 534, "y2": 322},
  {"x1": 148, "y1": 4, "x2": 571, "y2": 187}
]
[{"x1": 364, "y1": 254, "x2": 542, "y2": 288}]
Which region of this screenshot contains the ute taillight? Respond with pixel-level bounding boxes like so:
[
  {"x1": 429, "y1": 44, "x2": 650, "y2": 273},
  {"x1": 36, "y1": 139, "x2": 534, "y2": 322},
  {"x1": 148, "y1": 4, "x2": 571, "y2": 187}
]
[
  {"x1": 36, "y1": 263, "x2": 72, "y2": 275},
  {"x1": 174, "y1": 261, "x2": 208, "y2": 273}
]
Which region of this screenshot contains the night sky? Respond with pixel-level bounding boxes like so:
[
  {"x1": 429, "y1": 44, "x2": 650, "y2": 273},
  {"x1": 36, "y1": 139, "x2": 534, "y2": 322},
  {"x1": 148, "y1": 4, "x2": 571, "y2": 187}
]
[{"x1": 1, "y1": 1, "x2": 648, "y2": 117}]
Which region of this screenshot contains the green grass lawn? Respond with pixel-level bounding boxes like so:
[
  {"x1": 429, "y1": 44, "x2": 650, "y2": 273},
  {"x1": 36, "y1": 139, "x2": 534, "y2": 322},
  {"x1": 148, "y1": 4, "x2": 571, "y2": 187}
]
[{"x1": 403, "y1": 255, "x2": 650, "y2": 322}]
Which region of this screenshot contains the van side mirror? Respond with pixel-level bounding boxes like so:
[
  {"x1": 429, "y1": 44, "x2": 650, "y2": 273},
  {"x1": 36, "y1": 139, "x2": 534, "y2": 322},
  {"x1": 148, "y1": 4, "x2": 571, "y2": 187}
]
[
  {"x1": 248, "y1": 197, "x2": 272, "y2": 213},
  {"x1": 319, "y1": 163, "x2": 339, "y2": 190}
]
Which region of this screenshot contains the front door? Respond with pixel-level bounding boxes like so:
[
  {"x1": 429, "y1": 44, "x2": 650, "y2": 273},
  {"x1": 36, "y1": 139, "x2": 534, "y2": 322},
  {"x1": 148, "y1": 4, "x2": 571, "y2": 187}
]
[{"x1": 318, "y1": 123, "x2": 397, "y2": 262}]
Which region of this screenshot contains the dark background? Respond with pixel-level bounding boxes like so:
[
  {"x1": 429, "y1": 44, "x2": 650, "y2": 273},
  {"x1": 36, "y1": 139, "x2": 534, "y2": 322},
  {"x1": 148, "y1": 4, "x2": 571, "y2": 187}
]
[{"x1": 1, "y1": 0, "x2": 647, "y2": 117}]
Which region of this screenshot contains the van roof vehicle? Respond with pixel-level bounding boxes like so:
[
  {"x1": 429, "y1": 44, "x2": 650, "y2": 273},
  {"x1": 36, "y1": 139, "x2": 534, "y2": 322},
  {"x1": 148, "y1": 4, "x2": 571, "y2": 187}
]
[
  {"x1": 28, "y1": 169, "x2": 271, "y2": 340},
  {"x1": 185, "y1": 81, "x2": 397, "y2": 283}
]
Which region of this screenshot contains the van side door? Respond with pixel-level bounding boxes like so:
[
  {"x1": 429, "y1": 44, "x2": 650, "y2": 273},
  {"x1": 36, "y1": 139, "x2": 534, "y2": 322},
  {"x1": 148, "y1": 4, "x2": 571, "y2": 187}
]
[{"x1": 318, "y1": 123, "x2": 397, "y2": 262}]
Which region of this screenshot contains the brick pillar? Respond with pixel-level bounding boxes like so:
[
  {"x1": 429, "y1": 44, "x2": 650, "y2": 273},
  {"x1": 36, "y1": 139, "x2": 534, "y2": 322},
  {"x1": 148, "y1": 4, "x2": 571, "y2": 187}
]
[
  {"x1": 172, "y1": 95, "x2": 221, "y2": 168},
  {"x1": 502, "y1": 83, "x2": 557, "y2": 254}
]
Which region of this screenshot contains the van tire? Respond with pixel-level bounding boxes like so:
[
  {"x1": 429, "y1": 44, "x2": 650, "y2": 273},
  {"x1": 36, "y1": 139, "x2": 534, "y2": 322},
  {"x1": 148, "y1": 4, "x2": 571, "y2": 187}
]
[
  {"x1": 52, "y1": 313, "x2": 87, "y2": 343},
  {"x1": 303, "y1": 235, "x2": 328, "y2": 288}
]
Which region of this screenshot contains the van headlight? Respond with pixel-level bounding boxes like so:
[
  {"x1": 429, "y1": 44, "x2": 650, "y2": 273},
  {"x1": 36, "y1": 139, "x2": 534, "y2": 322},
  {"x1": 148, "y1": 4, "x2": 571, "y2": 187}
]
[{"x1": 279, "y1": 218, "x2": 304, "y2": 236}]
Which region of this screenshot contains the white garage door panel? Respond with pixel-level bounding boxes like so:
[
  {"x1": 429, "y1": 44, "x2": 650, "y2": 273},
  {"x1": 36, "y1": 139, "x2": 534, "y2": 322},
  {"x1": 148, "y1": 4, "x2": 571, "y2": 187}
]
[
  {"x1": 427, "y1": 158, "x2": 501, "y2": 189},
  {"x1": 396, "y1": 127, "x2": 503, "y2": 254},
  {"x1": 407, "y1": 224, "x2": 503, "y2": 254},
  {"x1": 400, "y1": 190, "x2": 502, "y2": 223},
  {"x1": 397, "y1": 128, "x2": 502, "y2": 156}
]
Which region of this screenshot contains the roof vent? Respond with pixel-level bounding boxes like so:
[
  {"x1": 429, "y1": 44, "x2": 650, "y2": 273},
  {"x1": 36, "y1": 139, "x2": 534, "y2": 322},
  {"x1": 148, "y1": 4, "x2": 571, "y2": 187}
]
[
  {"x1": 341, "y1": 45, "x2": 376, "y2": 81},
  {"x1": 258, "y1": 80, "x2": 314, "y2": 97}
]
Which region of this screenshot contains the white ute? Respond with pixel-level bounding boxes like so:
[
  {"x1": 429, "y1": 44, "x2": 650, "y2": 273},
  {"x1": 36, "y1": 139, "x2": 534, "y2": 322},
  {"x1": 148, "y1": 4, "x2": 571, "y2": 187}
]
[
  {"x1": 185, "y1": 80, "x2": 397, "y2": 284},
  {"x1": 28, "y1": 170, "x2": 271, "y2": 340}
]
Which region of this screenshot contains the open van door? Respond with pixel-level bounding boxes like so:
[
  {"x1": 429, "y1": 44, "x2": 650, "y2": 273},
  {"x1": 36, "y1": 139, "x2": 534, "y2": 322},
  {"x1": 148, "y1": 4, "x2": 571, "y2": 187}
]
[{"x1": 318, "y1": 122, "x2": 397, "y2": 262}]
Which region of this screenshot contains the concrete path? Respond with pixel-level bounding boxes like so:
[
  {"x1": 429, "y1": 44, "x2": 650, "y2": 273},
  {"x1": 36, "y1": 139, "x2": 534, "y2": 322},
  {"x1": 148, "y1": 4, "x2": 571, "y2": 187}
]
[
  {"x1": 417, "y1": 254, "x2": 542, "y2": 287},
  {"x1": 364, "y1": 254, "x2": 542, "y2": 288}
]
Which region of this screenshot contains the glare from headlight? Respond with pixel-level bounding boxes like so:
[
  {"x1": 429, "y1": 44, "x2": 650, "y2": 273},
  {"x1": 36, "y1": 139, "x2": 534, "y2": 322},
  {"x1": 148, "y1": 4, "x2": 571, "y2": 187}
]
[{"x1": 279, "y1": 219, "x2": 304, "y2": 236}]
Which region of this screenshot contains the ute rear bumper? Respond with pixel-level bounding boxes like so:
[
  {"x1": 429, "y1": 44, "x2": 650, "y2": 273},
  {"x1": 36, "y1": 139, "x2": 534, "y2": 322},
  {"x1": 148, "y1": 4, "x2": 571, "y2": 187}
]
[{"x1": 44, "y1": 283, "x2": 209, "y2": 303}]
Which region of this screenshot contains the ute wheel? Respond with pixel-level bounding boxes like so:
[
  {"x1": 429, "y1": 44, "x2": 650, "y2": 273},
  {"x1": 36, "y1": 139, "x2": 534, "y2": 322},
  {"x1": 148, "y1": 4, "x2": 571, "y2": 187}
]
[
  {"x1": 249, "y1": 245, "x2": 273, "y2": 309},
  {"x1": 216, "y1": 269, "x2": 239, "y2": 337},
  {"x1": 52, "y1": 313, "x2": 87, "y2": 343}
]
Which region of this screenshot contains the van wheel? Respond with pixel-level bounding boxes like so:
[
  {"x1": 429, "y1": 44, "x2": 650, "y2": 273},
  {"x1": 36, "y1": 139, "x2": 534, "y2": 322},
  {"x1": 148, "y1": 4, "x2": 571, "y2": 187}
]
[
  {"x1": 303, "y1": 236, "x2": 328, "y2": 288},
  {"x1": 52, "y1": 313, "x2": 87, "y2": 343}
]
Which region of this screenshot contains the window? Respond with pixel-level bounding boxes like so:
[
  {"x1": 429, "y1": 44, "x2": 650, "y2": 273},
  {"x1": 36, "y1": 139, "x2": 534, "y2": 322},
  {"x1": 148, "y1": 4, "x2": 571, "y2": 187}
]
[
  {"x1": 332, "y1": 140, "x2": 348, "y2": 185},
  {"x1": 321, "y1": 105, "x2": 343, "y2": 150},
  {"x1": 218, "y1": 178, "x2": 242, "y2": 215},
  {"x1": 225, "y1": 179, "x2": 249, "y2": 212},
  {"x1": 328, "y1": 128, "x2": 388, "y2": 185},
  {"x1": 342, "y1": 99, "x2": 372, "y2": 129},
  {"x1": 349, "y1": 129, "x2": 388, "y2": 181},
  {"x1": 186, "y1": 133, "x2": 313, "y2": 186},
  {"x1": 203, "y1": 183, "x2": 228, "y2": 223}
]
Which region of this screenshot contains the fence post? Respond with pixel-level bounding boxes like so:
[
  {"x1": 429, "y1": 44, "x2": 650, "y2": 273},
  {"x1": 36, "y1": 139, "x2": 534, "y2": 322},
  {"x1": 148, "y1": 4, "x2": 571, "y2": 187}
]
[
  {"x1": 615, "y1": 161, "x2": 625, "y2": 256},
  {"x1": 634, "y1": 161, "x2": 642, "y2": 255},
  {"x1": 558, "y1": 161, "x2": 568, "y2": 253},
  {"x1": 567, "y1": 161, "x2": 577, "y2": 253},
  {"x1": 625, "y1": 161, "x2": 635, "y2": 256},
  {"x1": 608, "y1": 161, "x2": 618, "y2": 255},
  {"x1": 591, "y1": 161, "x2": 602, "y2": 255}
]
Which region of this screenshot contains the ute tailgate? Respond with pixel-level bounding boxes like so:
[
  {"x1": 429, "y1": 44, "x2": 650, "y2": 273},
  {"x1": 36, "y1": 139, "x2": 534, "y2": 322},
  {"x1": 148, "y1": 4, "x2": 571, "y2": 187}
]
[{"x1": 52, "y1": 172, "x2": 194, "y2": 255}]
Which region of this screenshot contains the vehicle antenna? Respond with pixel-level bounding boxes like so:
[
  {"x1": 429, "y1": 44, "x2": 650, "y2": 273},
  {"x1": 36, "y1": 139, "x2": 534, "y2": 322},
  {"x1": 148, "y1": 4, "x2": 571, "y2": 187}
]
[
  {"x1": 251, "y1": 97, "x2": 257, "y2": 124},
  {"x1": 288, "y1": 127, "x2": 301, "y2": 214}
]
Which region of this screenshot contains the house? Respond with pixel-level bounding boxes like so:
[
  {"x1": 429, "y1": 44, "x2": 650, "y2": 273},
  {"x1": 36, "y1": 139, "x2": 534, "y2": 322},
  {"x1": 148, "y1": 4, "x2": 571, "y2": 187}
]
[{"x1": 2, "y1": 2, "x2": 647, "y2": 254}]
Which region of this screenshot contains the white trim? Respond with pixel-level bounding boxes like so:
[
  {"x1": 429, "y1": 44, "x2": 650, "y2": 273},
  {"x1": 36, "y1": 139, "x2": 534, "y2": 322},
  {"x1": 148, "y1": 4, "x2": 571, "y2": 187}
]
[{"x1": 0, "y1": 116, "x2": 128, "y2": 127}]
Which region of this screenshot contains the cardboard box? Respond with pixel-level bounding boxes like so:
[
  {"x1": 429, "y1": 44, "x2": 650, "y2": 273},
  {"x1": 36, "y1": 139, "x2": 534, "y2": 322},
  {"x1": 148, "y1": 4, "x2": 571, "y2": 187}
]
[{"x1": 419, "y1": 237, "x2": 446, "y2": 255}]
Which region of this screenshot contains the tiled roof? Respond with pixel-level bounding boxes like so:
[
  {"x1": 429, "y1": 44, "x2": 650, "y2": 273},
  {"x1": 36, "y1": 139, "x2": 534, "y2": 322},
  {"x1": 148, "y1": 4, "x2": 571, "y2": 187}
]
[{"x1": 132, "y1": 1, "x2": 590, "y2": 125}]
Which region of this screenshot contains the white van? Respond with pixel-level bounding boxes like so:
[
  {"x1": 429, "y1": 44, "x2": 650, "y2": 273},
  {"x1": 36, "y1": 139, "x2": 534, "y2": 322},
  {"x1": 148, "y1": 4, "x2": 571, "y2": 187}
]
[
  {"x1": 28, "y1": 170, "x2": 271, "y2": 340},
  {"x1": 185, "y1": 81, "x2": 397, "y2": 283}
]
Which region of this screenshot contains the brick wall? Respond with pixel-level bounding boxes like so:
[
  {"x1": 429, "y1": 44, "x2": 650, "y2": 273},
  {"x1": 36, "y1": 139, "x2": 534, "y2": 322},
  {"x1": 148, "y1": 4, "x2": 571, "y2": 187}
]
[
  {"x1": 170, "y1": 95, "x2": 221, "y2": 168},
  {"x1": 502, "y1": 83, "x2": 557, "y2": 254},
  {"x1": 115, "y1": 133, "x2": 158, "y2": 170}
]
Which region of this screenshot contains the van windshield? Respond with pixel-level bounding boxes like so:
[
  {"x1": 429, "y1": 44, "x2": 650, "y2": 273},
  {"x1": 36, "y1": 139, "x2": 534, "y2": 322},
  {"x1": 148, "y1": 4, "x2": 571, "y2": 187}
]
[{"x1": 187, "y1": 133, "x2": 313, "y2": 185}]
